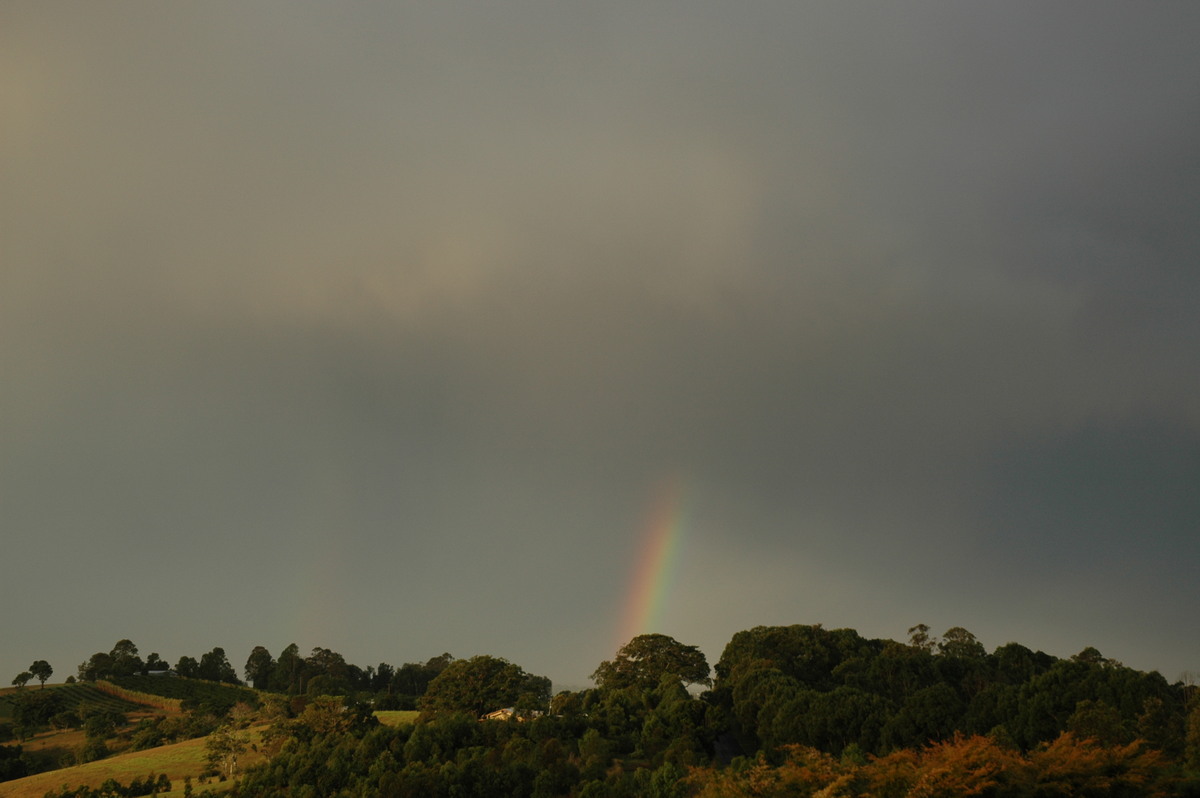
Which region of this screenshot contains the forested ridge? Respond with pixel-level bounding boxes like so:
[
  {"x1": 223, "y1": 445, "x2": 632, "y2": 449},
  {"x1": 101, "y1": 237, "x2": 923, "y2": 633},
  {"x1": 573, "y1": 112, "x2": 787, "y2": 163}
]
[{"x1": 5, "y1": 624, "x2": 1200, "y2": 796}]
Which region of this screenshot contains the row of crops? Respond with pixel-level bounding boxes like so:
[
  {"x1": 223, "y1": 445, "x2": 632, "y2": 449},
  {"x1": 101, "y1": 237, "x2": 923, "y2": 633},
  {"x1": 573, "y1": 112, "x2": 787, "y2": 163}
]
[
  {"x1": 53, "y1": 683, "x2": 143, "y2": 713},
  {"x1": 105, "y1": 675, "x2": 259, "y2": 710},
  {"x1": 0, "y1": 683, "x2": 142, "y2": 727},
  {"x1": 2, "y1": 677, "x2": 261, "y2": 728},
  {"x1": 3, "y1": 676, "x2": 254, "y2": 716},
  {"x1": 94, "y1": 681, "x2": 183, "y2": 712}
]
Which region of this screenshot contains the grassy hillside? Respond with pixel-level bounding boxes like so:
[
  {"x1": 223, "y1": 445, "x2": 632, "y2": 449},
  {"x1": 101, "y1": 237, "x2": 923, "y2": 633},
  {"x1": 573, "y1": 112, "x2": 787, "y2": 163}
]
[
  {"x1": 2, "y1": 706, "x2": 415, "y2": 797},
  {"x1": 0, "y1": 678, "x2": 271, "y2": 796},
  {"x1": 375, "y1": 710, "x2": 420, "y2": 727},
  {"x1": 0, "y1": 733, "x2": 226, "y2": 798}
]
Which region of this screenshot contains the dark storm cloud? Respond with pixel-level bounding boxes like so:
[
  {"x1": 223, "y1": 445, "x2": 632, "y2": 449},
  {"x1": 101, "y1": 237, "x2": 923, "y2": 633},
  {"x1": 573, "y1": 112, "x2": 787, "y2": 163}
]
[
  {"x1": 982, "y1": 421, "x2": 1200, "y2": 572},
  {"x1": 3, "y1": 2, "x2": 1199, "y2": 685}
]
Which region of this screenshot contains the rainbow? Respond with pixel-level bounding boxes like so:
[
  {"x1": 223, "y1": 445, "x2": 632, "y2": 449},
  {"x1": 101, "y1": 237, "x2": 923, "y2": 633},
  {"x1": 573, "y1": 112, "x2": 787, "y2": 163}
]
[{"x1": 616, "y1": 475, "x2": 688, "y2": 649}]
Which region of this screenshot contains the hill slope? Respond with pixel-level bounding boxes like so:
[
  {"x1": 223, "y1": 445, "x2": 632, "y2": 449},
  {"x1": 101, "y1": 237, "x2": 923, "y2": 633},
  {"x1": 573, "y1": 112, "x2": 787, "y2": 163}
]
[{"x1": 0, "y1": 734, "x2": 213, "y2": 798}]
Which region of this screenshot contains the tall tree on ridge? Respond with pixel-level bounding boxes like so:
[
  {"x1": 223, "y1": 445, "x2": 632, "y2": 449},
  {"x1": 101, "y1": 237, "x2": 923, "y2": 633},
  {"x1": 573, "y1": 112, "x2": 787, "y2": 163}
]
[
  {"x1": 245, "y1": 646, "x2": 274, "y2": 690},
  {"x1": 592, "y1": 634, "x2": 711, "y2": 691},
  {"x1": 28, "y1": 661, "x2": 52, "y2": 689}
]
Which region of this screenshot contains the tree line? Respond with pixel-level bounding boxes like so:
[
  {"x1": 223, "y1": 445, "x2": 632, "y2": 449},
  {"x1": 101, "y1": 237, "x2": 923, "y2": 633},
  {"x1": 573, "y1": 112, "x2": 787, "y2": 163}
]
[
  {"x1": 64, "y1": 639, "x2": 459, "y2": 709},
  {"x1": 8, "y1": 624, "x2": 1200, "y2": 795},
  {"x1": 58, "y1": 626, "x2": 1197, "y2": 760},
  {"x1": 75, "y1": 640, "x2": 239, "y2": 684},
  {"x1": 10, "y1": 660, "x2": 52, "y2": 689},
  {"x1": 223, "y1": 625, "x2": 1200, "y2": 797}
]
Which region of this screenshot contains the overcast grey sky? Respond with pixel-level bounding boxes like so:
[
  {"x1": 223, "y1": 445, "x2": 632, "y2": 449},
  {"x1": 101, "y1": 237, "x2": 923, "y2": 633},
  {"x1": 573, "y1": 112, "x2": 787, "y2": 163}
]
[{"x1": 3, "y1": 2, "x2": 1199, "y2": 691}]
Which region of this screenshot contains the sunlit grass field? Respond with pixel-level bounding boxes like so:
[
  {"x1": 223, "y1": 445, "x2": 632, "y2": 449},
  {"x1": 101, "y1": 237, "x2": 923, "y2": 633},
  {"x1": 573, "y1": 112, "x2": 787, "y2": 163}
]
[
  {"x1": 0, "y1": 734, "x2": 216, "y2": 798},
  {"x1": 1, "y1": 698, "x2": 270, "y2": 798},
  {"x1": 0, "y1": 692, "x2": 418, "y2": 796},
  {"x1": 375, "y1": 709, "x2": 420, "y2": 726}
]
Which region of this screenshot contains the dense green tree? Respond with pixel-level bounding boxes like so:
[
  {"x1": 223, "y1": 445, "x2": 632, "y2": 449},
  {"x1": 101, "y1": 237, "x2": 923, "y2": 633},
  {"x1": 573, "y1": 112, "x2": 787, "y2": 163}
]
[
  {"x1": 419, "y1": 655, "x2": 550, "y2": 718},
  {"x1": 370, "y1": 662, "x2": 395, "y2": 693},
  {"x1": 938, "y1": 627, "x2": 986, "y2": 660},
  {"x1": 636, "y1": 676, "x2": 716, "y2": 765},
  {"x1": 1067, "y1": 698, "x2": 1128, "y2": 745},
  {"x1": 244, "y1": 646, "x2": 274, "y2": 689},
  {"x1": 78, "y1": 652, "x2": 113, "y2": 681},
  {"x1": 10, "y1": 672, "x2": 31, "y2": 689},
  {"x1": 144, "y1": 652, "x2": 167, "y2": 674},
  {"x1": 83, "y1": 708, "x2": 125, "y2": 741},
  {"x1": 991, "y1": 642, "x2": 1052, "y2": 685},
  {"x1": 1072, "y1": 645, "x2": 1109, "y2": 665},
  {"x1": 1186, "y1": 704, "x2": 1200, "y2": 772},
  {"x1": 578, "y1": 727, "x2": 613, "y2": 779},
  {"x1": 0, "y1": 743, "x2": 27, "y2": 782},
  {"x1": 862, "y1": 641, "x2": 937, "y2": 703},
  {"x1": 306, "y1": 674, "x2": 340, "y2": 697},
  {"x1": 593, "y1": 633, "x2": 711, "y2": 691},
  {"x1": 882, "y1": 683, "x2": 964, "y2": 750},
  {"x1": 305, "y1": 647, "x2": 350, "y2": 692},
  {"x1": 76, "y1": 640, "x2": 144, "y2": 681},
  {"x1": 10, "y1": 689, "x2": 65, "y2": 732},
  {"x1": 1012, "y1": 656, "x2": 1173, "y2": 750},
  {"x1": 109, "y1": 639, "x2": 144, "y2": 677},
  {"x1": 715, "y1": 624, "x2": 868, "y2": 693},
  {"x1": 963, "y1": 682, "x2": 1019, "y2": 736},
  {"x1": 518, "y1": 674, "x2": 553, "y2": 712},
  {"x1": 50, "y1": 710, "x2": 80, "y2": 731},
  {"x1": 269, "y1": 643, "x2": 303, "y2": 693},
  {"x1": 198, "y1": 647, "x2": 238, "y2": 683},
  {"x1": 807, "y1": 687, "x2": 891, "y2": 754},
  {"x1": 908, "y1": 623, "x2": 934, "y2": 652},
  {"x1": 28, "y1": 660, "x2": 52, "y2": 688},
  {"x1": 1137, "y1": 696, "x2": 1183, "y2": 756},
  {"x1": 175, "y1": 655, "x2": 199, "y2": 679},
  {"x1": 405, "y1": 710, "x2": 481, "y2": 761},
  {"x1": 129, "y1": 717, "x2": 167, "y2": 750},
  {"x1": 727, "y1": 663, "x2": 801, "y2": 751},
  {"x1": 392, "y1": 653, "x2": 454, "y2": 700}
]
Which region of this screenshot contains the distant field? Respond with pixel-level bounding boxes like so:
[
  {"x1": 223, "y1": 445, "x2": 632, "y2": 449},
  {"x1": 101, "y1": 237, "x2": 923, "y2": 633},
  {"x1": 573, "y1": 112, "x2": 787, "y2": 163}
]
[
  {"x1": 0, "y1": 703, "x2": 415, "y2": 796},
  {"x1": 0, "y1": 735, "x2": 207, "y2": 798},
  {"x1": 0, "y1": 728, "x2": 265, "y2": 798},
  {"x1": 0, "y1": 684, "x2": 144, "y2": 721},
  {"x1": 0, "y1": 680, "x2": 278, "y2": 798},
  {"x1": 375, "y1": 710, "x2": 420, "y2": 726}
]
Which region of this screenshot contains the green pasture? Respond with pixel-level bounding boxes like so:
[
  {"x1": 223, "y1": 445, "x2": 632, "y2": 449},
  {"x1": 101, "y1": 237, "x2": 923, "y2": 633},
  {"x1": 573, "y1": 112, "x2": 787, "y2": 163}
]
[
  {"x1": 0, "y1": 735, "x2": 207, "y2": 798},
  {"x1": 0, "y1": 727, "x2": 266, "y2": 798},
  {"x1": 375, "y1": 709, "x2": 420, "y2": 726}
]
